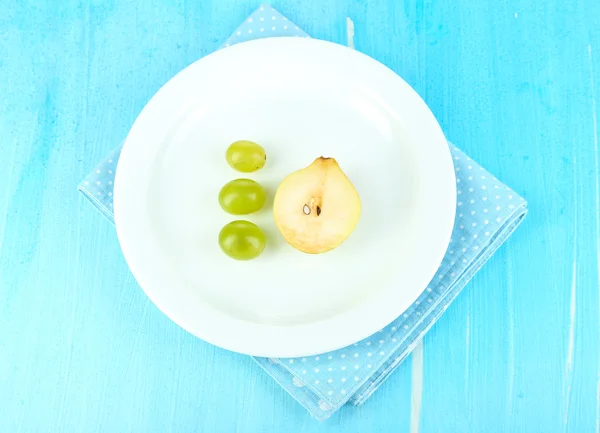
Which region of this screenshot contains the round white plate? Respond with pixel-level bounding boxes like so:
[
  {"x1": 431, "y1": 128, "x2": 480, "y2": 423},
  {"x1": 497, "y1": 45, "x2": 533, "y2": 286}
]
[{"x1": 114, "y1": 37, "x2": 455, "y2": 358}]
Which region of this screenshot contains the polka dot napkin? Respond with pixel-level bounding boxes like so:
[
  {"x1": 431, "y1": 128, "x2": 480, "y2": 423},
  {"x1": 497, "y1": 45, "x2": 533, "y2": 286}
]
[{"x1": 78, "y1": 4, "x2": 528, "y2": 421}]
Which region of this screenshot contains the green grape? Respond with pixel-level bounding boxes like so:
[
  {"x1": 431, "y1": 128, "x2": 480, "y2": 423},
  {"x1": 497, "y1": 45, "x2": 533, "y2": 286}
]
[
  {"x1": 218, "y1": 220, "x2": 266, "y2": 260},
  {"x1": 218, "y1": 179, "x2": 266, "y2": 215},
  {"x1": 226, "y1": 140, "x2": 267, "y2": 173}
]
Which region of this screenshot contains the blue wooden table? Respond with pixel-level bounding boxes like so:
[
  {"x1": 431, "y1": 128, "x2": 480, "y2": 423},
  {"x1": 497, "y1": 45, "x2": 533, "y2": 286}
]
[{"x1": 1, "y1": 1, "x2": 599, "y2": 432}]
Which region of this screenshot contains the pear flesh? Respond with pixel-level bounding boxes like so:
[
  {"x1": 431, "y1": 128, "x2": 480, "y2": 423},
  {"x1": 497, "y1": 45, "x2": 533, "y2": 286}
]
[{"x1": 273, "y1": 157, "x2": 361, "y2": 254}]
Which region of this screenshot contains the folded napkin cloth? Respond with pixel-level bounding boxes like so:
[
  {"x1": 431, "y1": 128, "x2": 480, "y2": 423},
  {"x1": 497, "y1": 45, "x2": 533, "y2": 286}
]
[{"x1": 78, "y1": 4, "x2": 528, "y2": 420}]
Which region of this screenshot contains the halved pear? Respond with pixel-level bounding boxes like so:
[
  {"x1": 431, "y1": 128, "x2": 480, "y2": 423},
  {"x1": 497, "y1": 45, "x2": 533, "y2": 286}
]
[{"x1": 273, "y1": 157, "x2": 361, "y2": 254}]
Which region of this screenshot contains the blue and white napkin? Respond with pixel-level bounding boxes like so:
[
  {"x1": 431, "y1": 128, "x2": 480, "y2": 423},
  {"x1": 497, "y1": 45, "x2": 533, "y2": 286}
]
[{"x1": 78, "y1": 4, "x2": 528, "y2": 420}]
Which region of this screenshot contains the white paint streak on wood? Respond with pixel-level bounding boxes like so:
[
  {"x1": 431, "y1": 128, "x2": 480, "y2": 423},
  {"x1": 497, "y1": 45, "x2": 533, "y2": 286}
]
[
  {"x1": 597, "y1": 385, "x2": 600, "y2": 433},
  {"x1": 346, "y1": 17, "x2": 355, "y2": 50},
  {"x1": 596, "y1": 377, "x2": 600, "y2": 433},
  {"x1": 564, "y1": 243, "x2": 577, "y2": 426},
  {"x1": 590, "y1": 45, "x2": 599, "y2": 296},
  {"x1": 410, "y1": 342, "x2": 424, "y2": 433},
  {"x1": 590, "y1": 45, "x2": 598, "y2": 241},
  {"x1": 0, "y1": 139, "x2": 18, "y2": 249},
  {"x1": 597, "y1": 378, "x2": 600, "y2": 433},
  {"x1": 507, "y1": 265, "x2": 515, "y2": 412},
  {"x1": 169, "y1": 331, "x2": 182, "y2": 428},
  {"x1": 464, "y1": 312, "x2": 470, "y2": 392},
  {"x1": 589, "y1": 43, "x2": 600, "y2": 433},
  {"x1": 563, "y1": 258, "x2": 577, "y2": 426},
  {"x1": 465, "y1": 312, "x2": 470, "y2": 349}
]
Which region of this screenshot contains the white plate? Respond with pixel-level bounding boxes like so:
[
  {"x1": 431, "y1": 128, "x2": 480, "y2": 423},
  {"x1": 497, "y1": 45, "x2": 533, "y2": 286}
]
[{"x1": 114, "y1": 38, "x2": 456, "y2": 358}]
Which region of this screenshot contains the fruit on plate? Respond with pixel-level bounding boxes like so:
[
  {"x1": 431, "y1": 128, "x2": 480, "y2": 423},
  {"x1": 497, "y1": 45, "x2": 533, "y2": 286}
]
[
  {"x1": 219, "y1": 179, "x2": 267, "y2": 215},
  {"x1": 218, "y1": 220, "x2": 266, "y2": 260},
  {"x1": 226, "y1": 140, "x2": 267, "y2": 173},
  {"x1": 273, "y1": 157, "x2": 361, "y2": 254}
]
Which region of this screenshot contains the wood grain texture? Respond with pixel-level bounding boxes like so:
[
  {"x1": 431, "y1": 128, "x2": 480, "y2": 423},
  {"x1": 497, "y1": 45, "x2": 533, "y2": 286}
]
[{"x1": 0, "y1": 0, "x2": 598, "y2": 432}]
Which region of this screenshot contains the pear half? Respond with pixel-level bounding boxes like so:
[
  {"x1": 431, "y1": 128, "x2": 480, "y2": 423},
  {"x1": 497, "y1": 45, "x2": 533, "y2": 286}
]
[{"x1": 273, "y1": 157, "x2": 361, "y2": 254}]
